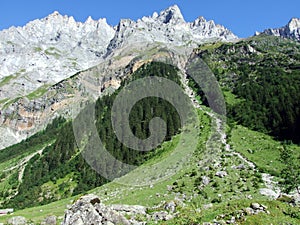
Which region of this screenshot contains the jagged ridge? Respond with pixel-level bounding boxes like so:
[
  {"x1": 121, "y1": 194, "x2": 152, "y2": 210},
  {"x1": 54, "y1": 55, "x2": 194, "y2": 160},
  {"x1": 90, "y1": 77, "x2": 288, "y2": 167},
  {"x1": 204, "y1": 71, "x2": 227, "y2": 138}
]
[
  {"x1": 256, "y1": 18, "x2": 300, "y2": 41},
  {"x1": 106, "y1": 5, "x2": 237, "y2": 55}
]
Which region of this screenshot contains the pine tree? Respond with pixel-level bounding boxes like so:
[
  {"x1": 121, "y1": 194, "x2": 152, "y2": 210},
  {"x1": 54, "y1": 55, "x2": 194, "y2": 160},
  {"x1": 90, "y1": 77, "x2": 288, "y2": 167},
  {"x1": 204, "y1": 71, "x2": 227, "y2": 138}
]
[{"x1": 279, "y1": 144, "x2": 300, "y2": 195}]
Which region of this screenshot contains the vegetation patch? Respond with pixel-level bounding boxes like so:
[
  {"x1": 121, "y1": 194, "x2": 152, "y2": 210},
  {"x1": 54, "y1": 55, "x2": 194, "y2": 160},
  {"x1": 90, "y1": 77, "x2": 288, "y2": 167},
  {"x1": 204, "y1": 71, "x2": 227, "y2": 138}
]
[
  {"x1": 26, "y1": 85, "x2": 50, "y2": 100},
  {"x1": 44, "y1": 47, "x2": 62, "y2": 59}
]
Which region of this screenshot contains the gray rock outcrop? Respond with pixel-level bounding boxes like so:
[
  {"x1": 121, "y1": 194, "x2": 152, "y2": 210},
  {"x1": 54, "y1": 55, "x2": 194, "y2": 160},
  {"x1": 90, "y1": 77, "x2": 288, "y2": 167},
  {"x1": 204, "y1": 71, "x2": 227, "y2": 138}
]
[
  {"x1": 62, "y1": 194, "x2": 150, "y2": 225},
  {"x1": 41, "y1": 215, "x2": 57, "y2": 225},
  {"x1": 62, "y1": 194, "x2": 179, "y2": 225},
  {"x1": 7, "y1": 216, "x2": 27, "y2": 225}
]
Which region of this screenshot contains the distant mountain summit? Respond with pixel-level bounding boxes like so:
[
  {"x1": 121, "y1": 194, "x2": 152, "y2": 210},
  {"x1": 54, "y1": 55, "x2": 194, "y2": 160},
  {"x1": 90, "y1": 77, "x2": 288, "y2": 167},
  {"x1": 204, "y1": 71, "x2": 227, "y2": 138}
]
[
  {"x1": 256, "y1": 18, "x2": 300, "y2": 41},
  {"x1": 107, "y1": 5, "x2": 237, "y2": 54},
  {"x1": 157, "y1": 5, "x2": 185, "y2": 24}
]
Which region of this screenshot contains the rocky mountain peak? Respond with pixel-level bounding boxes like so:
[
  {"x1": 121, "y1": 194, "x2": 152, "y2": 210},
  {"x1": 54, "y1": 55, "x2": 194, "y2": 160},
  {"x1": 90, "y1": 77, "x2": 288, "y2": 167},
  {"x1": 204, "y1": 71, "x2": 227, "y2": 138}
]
[
  {"x1": 116, "y1": 19, "x2": 134, "y2": 31},
  {"x1": 288, "y1": 18, "x2": 300, "y2": 31},
  {"x1": 42, "y1": 10, "x2": 66, "y2": 24},
  {"x1": 0, "y1": 10, "x2": 115, "y2": 109},
  {"x1": 256, "y1": 17, "x2": 300, "y2": 42},
  {"x1": 157, "y1": 5, "x2": 185, "y2": 24},
  {"x1": 85, "y1": 16, "x2": 94, "y2": 24},
  {"x1": 47, "y1": 11, "x2": 61, "y2": 18},
  {"x1": 193, "y1": 16, "x2": 206, "y2": 25},
  {"x1": 106, "y1": 5, "x2": 237, "y2": 56}
]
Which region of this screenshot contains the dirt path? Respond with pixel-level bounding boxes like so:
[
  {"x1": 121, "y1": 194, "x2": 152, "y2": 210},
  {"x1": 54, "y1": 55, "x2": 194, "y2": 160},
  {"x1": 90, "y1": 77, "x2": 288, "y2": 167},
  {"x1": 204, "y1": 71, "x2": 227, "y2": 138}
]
[
  {"x1": 4, "y1": 147, "x2": 46, "y2": 183},
  {"x1": 17, "y1": 149, "x2": 44, "y2": 182}
]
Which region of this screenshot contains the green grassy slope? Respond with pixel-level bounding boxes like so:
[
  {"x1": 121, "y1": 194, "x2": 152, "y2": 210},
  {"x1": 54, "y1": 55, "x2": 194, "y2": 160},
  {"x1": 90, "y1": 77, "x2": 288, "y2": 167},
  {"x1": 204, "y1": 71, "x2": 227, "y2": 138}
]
[
  {"x1": 1, "y1": 37, "x2": 300, "y2": 224},
  {"x1": 1, "y1": 110, "x2": 299, "y2": 224},
  {"x1": 195, "y1": 35, "x2": 300, "y2": 143}
]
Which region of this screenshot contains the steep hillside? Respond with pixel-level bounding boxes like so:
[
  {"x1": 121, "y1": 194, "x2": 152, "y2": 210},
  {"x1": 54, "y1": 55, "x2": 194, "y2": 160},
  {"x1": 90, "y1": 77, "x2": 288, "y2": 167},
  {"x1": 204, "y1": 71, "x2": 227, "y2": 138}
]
[
  {"x1": 1, "y1": 79, "x2": 299, "y2": 224},
  {"x1": 191, "y1": 35, "x2": 300, "y2": 143},
  {"x1": 0, "y1": 61, "x2": 192, "y2": 210}
]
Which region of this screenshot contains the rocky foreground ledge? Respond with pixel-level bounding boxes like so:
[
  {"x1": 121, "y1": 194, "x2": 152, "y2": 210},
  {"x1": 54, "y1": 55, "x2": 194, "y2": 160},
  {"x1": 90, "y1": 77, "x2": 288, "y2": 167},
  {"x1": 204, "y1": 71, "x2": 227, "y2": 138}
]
[
  {"x1": 62, "y1": 194, "x2": 177, "y2": 225},
  {"x1": 2, "y1": 192, "x2": 299, "y2": 224}
]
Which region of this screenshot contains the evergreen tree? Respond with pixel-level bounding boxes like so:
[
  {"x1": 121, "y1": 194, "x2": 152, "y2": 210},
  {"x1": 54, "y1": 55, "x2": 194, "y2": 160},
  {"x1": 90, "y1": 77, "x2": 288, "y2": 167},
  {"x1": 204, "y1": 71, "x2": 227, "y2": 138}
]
[{"x1": 279, "y1": 144, "x2": 300, "y2": 194}]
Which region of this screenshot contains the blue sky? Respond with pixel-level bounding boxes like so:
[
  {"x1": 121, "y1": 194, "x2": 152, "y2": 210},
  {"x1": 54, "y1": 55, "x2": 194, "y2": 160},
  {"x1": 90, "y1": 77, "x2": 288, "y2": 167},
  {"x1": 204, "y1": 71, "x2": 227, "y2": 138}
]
[{"x1": 0, "y1": 0, "x2": 299, "y2": 37}]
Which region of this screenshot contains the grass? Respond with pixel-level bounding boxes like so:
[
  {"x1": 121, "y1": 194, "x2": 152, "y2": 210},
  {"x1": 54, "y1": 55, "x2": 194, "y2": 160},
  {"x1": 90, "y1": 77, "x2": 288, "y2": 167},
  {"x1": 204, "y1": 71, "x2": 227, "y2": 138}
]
[
  {"x1": 223, "y1": 90, "x2": 244, "y2": 106},
  {"x1": 166, "y1": 199, "x2": 300, "y2": 224},
  {"x1": 0, "y1": 98, "x2": 9, "y2": 106},
  {"x1": 44, "y1": 47, "x2": 61, "y2": 59},
  {"x1": 0, "y1": 109, "x2": 208, "y2": 223},
  {"x1": 197, "y1": 42, "x2": 225, "y2": 52},
  {"x1": 0, "y1": 75, "x2": 16, "y2": 87},
  {"x1": 0, "y1": 69, "x2": 26, "y2": 87},
  {"x1": 0, "y1": 140, "x2": 55, "y2": 206},
  {"x1": 26, "y1": 85, "x2": 50, "y2": 100},
  {"x1": 229, "y1": 125, "x2": 300, "y2": 176},
  {"x1": 0, "y1": 197, "x2": 75, "y2": 224},
  {"x1": 34, "y1": 47, "x2": 42, "y2": 52},
  {"x1": 78, "y1": 109, "x2": 291, "y2": 224},
  {"x1": 0, "y1": 171, "x2": 76, "y2": 224},
  {"x1": 0, "y1": 110, "x2": 299, "y2": 224},
  {"x1": 40, "y1": 173, "x2": 78, "y2": 201},
  {"x1": 2, "y1": 97, "x2": 21, "y2": 109},
  {"x1": 97, "y1": 175, "x2": 181, "y2": 207},
  {"x1": 94, "y1": 111, "x2": 208, "y2": 206}
]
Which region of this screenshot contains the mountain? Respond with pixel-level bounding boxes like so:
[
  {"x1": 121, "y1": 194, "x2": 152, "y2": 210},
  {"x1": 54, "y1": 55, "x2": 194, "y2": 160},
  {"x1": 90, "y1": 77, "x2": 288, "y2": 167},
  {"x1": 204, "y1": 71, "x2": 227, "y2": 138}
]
[
  {"x1": 195, "y1": 35, "x2": 300, "y2": 143},
  {"x1": 0, "y1": 12, "x2": 115, "y2": 149},
  {"x1": 0, "y1": 5, "x2": 238, "y2": 150},
  {"x1": 0, "y1": 6, "x2": 300, "y2": 225},
  {"x1": 256, "y1": 18, "x2": 300, "y2": 41},
  {"x1": 1, "y1": 36, "x2": 300, "y2": 223},
  {"x1": 106, "y1": 5, "x2": 237, "y2": 55},
  {"x1": 0, "y1": 11, "x2": 115, "y2": 98}
]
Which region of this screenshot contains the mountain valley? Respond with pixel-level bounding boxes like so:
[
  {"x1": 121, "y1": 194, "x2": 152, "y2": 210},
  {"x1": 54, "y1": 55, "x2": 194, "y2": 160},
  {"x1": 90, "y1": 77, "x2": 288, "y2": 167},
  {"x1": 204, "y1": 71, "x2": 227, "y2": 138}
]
[{"x1": 0, "y1": 5, "x2": 299, "y2": 225}]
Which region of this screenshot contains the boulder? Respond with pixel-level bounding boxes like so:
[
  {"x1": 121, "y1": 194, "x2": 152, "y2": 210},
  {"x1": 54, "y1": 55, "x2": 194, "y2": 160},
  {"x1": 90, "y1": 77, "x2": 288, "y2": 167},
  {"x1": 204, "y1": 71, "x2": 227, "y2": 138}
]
[
  {"x1": 202, "y1": 176, "x2": 210, "y2": 185},
  {"x1": 236, "y1": 164, "x2": 246, "y2": 170},
  {"x1": 41, "y1": 215, "x2": 57, "y2": 225},
  {"x1": 152, "y1": 211, "x2": 170, "y2": 221},
  {"x1": 111, "y1": 204, "x2": 146, "y2": 215},
  {"x1": 203, "y1": 203, "x2": 213, "y2": 210},
  {"x1": 79, "y1": 194, "x2": 101, "y2": 205},
  {"x1": 62, "y1": 194, "x2": 182, "y2": 224},
  {"x1": 250, "y1": 203, "x2": 261, "y2": 210},
  {"x1": 259, "y1": 188, "x2": 279, "y2": 199},
  {"x1": 260, "y1": 204, "x2": 268, "y2": 210},
  {"x1": 244, "y1": 207, "x2": 254, "y2": 215},
  {"x1": 226, "y1": 216, "x2": 235, "y2": 224},
  {"x1": 164, "y1": 201, "x2": 176, "y2": 213},
  {"x1": 7, "y1": 216, "x2": 27, "y2": 225},
  {"x1": 215, "y1": 171, "x2": 228, "y2": 178},
  {"x1": 277, "y1": 194, "x2": 293, "y2": 202},
  {"x1": 62, "y1": 194, "x2": 130, "y2": 225}
]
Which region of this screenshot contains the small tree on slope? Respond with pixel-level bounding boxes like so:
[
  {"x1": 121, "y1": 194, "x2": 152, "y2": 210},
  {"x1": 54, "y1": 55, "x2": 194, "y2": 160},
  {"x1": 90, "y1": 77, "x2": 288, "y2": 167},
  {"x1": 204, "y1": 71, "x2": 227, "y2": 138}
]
[{"x1": 279, "y1": 144, "x2": 300, "y2": 195}]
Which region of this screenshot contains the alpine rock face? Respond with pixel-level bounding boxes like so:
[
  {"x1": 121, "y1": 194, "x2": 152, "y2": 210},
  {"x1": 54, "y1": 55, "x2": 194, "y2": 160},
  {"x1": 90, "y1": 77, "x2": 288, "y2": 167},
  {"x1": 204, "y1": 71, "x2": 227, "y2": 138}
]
[
  {"x1": 0, "y1": 12, "x2": 115, "y2": 149},
  {"x1": 106, "y1": 5, "x2": 237, "y2": 55},
  {"x1": 0, "y1": 5, "x2": 238, "y2": 149},
  {"x1": 0, "y1": 11, "x2": 115, "y2": 101},
  {"x1": 256, "y1": 18, "x2": 300, "y2": 41}
]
